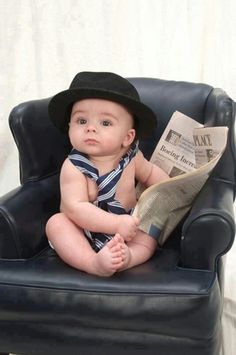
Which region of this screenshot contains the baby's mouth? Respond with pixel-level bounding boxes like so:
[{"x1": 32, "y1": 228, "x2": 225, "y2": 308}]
[{"x1": 85, "y1": 139, "x2": 99, "y2": 145}]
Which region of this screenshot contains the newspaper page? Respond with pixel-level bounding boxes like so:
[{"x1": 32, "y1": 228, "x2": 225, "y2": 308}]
[
  {"x1": 133, "y1": 111, "x2": 228, "y2": 245},
  {"x1": 150, "y1": 111, "x2": 203, "y2": 177},
  {"x1": 136, "y1": 111, "x2": 203, "y2": 199},
  {"x1": 193, "y1": 126, "x2": 226, "y2": 168}
]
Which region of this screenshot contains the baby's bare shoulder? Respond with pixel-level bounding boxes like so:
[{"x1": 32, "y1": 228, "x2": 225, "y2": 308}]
[
  {"x1": 60, "y1": 158, "x2": 89, "y2": 203},
  {"x1": 60, "y1": 158, "x2": 87, "y2": 186},
  {"x1": 135, "y1": 150, "x2": 146, "y2": 163},
  {"x1": 134, "y1": 150, "x2": 153, "y2": 183},
  {"x1": 134, "y1": 150, "x2": 151, "y2": 170}
]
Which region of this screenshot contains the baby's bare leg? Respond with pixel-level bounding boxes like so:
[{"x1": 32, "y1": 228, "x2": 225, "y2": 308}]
[
  {"x1": 46, "y1": 213, "x2": 123, "y2": 276},
  {"x1": 117, "y1": 231, "x2": 157, "y2": 271}
]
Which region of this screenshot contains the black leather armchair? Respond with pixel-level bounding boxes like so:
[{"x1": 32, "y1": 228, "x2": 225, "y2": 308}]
[{"x1": 0, "y1": 78, "x2": 235, "y2": 355}]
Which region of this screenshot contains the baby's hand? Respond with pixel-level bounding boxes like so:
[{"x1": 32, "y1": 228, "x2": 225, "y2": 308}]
[{"x1": 116, "y1": 215, "x2": 140, "y2": 241}]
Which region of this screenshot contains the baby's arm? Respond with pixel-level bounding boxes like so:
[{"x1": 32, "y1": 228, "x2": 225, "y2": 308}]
[
  {"x1": 60, "y1": 159, "x2": 139, "y2": 238},
  {"x1": 135, "y1": 151, "x2": 170, "y2": 187}
]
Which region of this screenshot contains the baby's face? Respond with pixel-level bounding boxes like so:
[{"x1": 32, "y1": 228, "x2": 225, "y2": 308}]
[{"x1": 68, "y1": 98, "x2": 135, "y2": 157}]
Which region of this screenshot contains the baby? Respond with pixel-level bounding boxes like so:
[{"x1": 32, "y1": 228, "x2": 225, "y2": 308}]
[{"x1": 46, "y1": 71, "x2": 169, "y2": 276}]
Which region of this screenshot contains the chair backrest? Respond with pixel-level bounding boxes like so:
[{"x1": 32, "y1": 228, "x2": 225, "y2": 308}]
[
  {"x1": 9, "y1": 78, "x2": 236, "y2": 191},
  {"x1": 129, "y1": 78, "x2": 236, "y2": 194},
  {"x1": 9, "y1": 98, "x2": 72, "y2": 184}
]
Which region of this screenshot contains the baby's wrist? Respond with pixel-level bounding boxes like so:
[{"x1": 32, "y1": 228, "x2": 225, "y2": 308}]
[{"x1": 113, "y1": 214, "x2": 121, "y2": 234}]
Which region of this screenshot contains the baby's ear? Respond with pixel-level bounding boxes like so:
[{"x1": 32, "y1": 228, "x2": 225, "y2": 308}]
[{"x1": 123, "y1": 129, "x2": 136, "y2": 147}]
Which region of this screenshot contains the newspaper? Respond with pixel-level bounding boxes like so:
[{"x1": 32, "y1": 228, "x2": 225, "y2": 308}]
[{"x1": 133, "y1": 111, "x2": 228, "y2": 246}]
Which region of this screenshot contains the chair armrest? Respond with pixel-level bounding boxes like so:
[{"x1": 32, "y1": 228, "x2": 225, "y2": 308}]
[
  {"x1": 180, "y1": 177, "x2": 235, "y2": 271},
  {"x1": 0, "y1": 174, "x2": 60, "y2": 259}
]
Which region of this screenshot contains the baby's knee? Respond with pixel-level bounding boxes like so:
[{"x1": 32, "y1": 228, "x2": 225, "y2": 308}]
[{"x1": 45, "y1": 212, "x2": 66, "y2": 238}]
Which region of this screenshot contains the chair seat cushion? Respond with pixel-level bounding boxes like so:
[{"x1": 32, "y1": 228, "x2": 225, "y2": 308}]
[{"x1": 0, "y1": 247, "x2": 220, "y2": 343}]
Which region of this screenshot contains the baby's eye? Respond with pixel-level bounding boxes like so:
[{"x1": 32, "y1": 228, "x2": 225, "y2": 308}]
[
  {"x1": 78, "y1": 118, "x2": 87, "y2": 125},
  {"x1": 101, "y1": 120, "x2": 112, "y2": 126}
]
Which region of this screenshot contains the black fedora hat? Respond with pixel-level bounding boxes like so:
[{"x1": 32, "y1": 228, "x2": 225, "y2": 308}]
[{"x1": 48, "y1": 71, "x2": 157, "y2": 139}]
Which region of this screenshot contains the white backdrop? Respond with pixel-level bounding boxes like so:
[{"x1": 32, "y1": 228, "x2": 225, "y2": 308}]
[{"x1": 0, "y1": 0, "x2": 236, "y2": 354}]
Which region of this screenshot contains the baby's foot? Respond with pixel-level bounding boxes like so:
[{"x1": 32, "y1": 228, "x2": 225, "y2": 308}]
[
  {"x1": 115, "y1": 234, "x2": 132, "y2": 271},
  {"x1": 92, "y1": 235, "x2": 123, "y2": 277}
]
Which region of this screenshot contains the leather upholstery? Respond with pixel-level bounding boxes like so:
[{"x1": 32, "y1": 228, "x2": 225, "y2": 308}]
[{"x1": 0, "y1": 78, "x2": 235, "y2": 355}]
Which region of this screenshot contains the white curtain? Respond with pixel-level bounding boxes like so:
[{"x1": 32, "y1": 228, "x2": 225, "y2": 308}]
[{"x1": 0, "y1": 0, "x2": 235, "y2": 353}]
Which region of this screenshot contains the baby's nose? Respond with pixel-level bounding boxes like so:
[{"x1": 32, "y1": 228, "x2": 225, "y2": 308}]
[{"x1": 87, "y1": 124, "x2": 96, "y2": 132}]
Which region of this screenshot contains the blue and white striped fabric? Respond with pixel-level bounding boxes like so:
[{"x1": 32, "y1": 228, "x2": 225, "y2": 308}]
[{"x1": 68, "y1": 141, "x2": 139, "y2": 251}]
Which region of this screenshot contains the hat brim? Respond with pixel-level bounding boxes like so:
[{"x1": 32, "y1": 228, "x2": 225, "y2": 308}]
[{"x1": 48, "y1": 88, "x2": 157, "y2": 139}]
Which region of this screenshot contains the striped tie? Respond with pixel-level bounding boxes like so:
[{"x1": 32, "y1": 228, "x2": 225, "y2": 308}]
[
  {"x1": 68, "y1": 141, "x2": 139, "y2": 214},
  {"x1": 68, "y1": 142, "x2": 139, "y2": 251}
]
